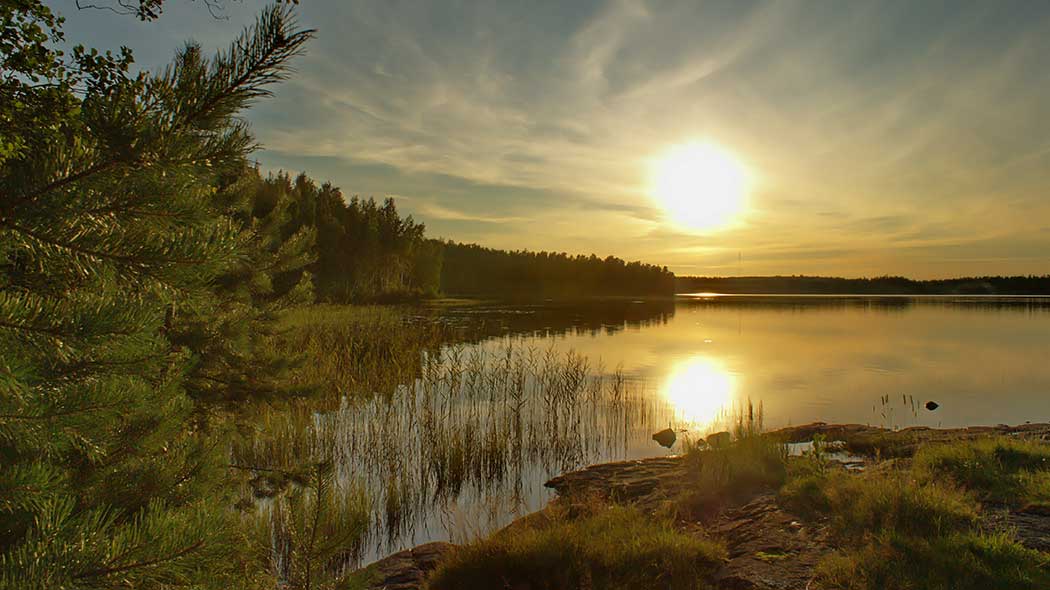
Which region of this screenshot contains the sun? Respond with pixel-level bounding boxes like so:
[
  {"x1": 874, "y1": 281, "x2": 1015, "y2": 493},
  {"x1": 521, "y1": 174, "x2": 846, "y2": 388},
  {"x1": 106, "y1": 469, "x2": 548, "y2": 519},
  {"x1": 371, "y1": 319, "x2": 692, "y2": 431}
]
[{"x1": 650, "y1": 141, "x2": 751, "y2": 232}]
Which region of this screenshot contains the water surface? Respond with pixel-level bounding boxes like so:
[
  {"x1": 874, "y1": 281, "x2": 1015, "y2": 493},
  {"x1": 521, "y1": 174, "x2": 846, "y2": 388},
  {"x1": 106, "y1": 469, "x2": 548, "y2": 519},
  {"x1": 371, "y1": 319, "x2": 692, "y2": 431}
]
[
  {"x1": 452, "y1": 295, "x2": 1050, "y2": 430},
  {"x1": 333, "y1": 295, "x2": 1050, "y2": 563}
]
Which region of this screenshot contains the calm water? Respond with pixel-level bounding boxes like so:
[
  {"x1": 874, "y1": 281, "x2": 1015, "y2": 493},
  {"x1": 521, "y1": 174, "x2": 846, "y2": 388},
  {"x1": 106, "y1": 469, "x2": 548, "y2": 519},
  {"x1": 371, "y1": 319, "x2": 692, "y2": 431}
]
[
  {"x1": 451, "y1": 295, "x2": 1050, "y2": 430},
  {"x1": 339, "y1": 295, "x2": 1050, "y2": 563}
]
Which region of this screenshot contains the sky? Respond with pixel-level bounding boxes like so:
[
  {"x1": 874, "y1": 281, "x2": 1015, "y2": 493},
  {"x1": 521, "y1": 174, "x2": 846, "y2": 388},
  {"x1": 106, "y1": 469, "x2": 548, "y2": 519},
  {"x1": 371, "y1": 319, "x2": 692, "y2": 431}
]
[{"x1": 60, "y1": 0, "x2": 1050, "y2": 278}]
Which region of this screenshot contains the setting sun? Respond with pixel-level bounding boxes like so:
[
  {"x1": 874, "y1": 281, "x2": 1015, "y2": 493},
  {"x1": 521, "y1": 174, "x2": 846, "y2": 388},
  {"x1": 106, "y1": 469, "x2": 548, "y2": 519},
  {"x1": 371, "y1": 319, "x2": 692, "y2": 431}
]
[{"x1": 650, "y1": 141, "x2": 750, "y2": 232}]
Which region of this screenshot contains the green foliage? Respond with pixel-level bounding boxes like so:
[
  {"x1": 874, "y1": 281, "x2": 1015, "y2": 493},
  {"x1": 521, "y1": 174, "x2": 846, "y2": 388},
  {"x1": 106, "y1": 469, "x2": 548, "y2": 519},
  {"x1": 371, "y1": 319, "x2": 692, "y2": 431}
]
[
  {"x1": 252, "y1": 172, "x2": 440, "y2": 302},
  {"x1": 912, "y1": 437, "x2": 1050, "y2": 507},
  {"x1": 172, "y1": 164, "x2": 319, "y2": 406},
  {"x1": 428, "y1": 501, "x2": 725, "y2": 590},
  {"x1": 249, "y1": 462, "x2": 371, "y2": 590},
  {"x1": 0, "y1": 2, "x2": 313, "y2": 587}
]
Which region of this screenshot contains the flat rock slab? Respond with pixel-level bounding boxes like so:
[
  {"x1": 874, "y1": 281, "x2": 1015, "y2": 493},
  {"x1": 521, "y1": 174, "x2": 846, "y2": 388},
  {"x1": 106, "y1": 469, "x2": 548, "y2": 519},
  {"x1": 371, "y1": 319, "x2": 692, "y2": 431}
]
[
  {"x1": 544, "y1": 456, "x2": 687, "y2": 509},
  {"x1": 360, "y1": 542, "x2": 455, "y2": 590},
  {"x1": 987, "y1": 505, "x2": 1050, "y2": 553},
  {"x1": 706, "y1": 494, "x2": 831, "y2": 590}
]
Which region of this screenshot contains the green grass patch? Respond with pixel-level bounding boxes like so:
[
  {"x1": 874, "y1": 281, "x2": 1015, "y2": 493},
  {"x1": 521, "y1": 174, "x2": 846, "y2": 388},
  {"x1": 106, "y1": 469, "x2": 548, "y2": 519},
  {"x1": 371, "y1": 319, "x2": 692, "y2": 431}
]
[
  {"x1": 817, "y1": 531, "x2": 1050, "y2": 590},
  {"x1": 912, "y1": 437, "x2": 1050, "y2": 507},
  {"x1": 428, "y1": 502, "x2": 726, "y2": 590},
  {"x1": 778, "y1": 436, "x2": 1050, "y2": 590}
]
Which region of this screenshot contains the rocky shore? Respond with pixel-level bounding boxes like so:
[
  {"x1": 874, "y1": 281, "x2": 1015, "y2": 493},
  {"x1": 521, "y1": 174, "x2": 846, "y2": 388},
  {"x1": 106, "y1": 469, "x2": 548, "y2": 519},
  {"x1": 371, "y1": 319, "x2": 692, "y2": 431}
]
[{"x1": 357, "y1": 422, "x2": 1050, "y2": 589}]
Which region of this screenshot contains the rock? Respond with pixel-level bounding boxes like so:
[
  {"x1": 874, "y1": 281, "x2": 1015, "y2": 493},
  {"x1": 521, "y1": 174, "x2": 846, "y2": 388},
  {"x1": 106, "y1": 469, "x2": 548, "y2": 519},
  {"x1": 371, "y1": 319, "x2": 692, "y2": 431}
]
[
  {"x1": 707, "y1": 431, "x2": 732, "y2": 448},
  {"x1": 652, "y1": 428, "x2": 677, "y2": 448},
  {"x1": 925, "y1": 401, "x2": 939, "y2": 411},
  {"x1": 360, "y1": 542, "x2": 456, "y2": 590}
]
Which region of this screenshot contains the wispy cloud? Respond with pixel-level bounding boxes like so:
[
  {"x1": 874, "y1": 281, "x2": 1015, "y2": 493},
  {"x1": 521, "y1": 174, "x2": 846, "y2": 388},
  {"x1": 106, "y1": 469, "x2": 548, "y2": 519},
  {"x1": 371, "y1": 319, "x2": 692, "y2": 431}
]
[{"x1": 61, "y1": 0, "x2": 1050, "y2": 277}]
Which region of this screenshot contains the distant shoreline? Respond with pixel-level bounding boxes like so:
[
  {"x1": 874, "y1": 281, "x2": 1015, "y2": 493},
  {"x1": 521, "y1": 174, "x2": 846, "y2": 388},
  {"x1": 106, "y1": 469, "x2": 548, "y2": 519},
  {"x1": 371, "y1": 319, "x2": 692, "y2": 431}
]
[
  {"x1": 676, "y1": 274, "x2": 1050, "y2": 296},
  {"x1": 677, "y1": 292, "x2": 1050, "y2": 298}
]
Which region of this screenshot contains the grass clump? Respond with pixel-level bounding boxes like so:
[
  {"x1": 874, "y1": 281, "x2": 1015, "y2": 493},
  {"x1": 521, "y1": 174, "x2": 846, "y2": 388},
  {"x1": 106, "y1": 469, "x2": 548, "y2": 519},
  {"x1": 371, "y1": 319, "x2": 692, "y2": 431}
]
[
  {"x1": 678, "y1": 403, "x2": 789, "y2": 517},
  {"x1": 782, "y1": 465, "x2": 978, "y2": 540},
  {"x1": 428, "y1": 501, "x2": 725, "y2": 590},
  {"x1": 817, "y1": 531, "x2": 1050, "y2": 590},
  {"x1": 789, "y1": 470, "x2": 979, "y2": 539},
  {"x1": 912, "y1": 437, "x2": 1050, "y2": 507}
]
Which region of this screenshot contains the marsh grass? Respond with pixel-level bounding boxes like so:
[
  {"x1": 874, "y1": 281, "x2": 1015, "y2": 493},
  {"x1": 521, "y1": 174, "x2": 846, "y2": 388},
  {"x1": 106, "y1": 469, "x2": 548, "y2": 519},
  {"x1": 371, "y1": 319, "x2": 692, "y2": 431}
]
[
  {"x1": 272, "y1": 304, "x2": 447, "y2": 397},
  {"x1": 428, "y1": 499, "x2": 726, "y2": 590},
  {"x1": 235, "y1": 306, "x2": 678, "y2": 568}
]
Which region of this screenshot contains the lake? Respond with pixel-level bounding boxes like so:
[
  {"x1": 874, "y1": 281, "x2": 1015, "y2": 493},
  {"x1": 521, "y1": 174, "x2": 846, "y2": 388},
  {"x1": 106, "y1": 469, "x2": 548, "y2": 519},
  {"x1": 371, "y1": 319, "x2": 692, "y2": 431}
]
[{"x1": 321, "y1": 295, "x2": 1050, "y2": 564}]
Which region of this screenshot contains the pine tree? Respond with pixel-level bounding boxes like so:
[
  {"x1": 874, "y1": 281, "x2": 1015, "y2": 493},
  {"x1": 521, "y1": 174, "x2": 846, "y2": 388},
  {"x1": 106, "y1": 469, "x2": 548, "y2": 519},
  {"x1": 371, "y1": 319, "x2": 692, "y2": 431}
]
[
  {"x1": 172, "y1": 163, "x2": 318, "y2": 406},
  {"x1": 0, "y1": 3, "x2": 312, "y2": 588}
]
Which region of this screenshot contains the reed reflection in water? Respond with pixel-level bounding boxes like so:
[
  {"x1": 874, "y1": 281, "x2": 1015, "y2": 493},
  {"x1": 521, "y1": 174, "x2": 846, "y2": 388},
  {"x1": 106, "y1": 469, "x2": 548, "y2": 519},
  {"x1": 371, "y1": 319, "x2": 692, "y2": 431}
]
[{"x1": 241, "y1": 340, "x2": 681, "y2": 567}]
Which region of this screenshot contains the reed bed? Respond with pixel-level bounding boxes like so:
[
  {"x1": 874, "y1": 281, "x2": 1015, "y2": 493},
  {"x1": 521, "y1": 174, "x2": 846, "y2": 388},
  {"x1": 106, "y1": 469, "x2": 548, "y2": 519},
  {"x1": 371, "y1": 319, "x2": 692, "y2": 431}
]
[{"x1": 236, "y1": 308, "x2": 680, "y2": 569}]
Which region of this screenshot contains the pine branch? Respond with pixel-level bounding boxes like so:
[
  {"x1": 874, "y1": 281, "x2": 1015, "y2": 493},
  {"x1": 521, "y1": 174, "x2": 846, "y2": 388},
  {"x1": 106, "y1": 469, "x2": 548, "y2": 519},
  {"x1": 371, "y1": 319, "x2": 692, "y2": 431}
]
[{"x1": 73, "y1": 539, "x2": 205, "y2": 580}]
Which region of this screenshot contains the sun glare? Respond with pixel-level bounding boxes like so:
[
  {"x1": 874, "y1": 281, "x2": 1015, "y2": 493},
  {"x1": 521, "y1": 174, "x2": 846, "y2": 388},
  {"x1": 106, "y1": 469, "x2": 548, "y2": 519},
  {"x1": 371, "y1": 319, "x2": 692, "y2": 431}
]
[
  {"x1": 650, "y1": 141, "x2": 750, "y2": 232},
  {"x1": 662, "y1": 356, "x2": 736, "y2": 429}
]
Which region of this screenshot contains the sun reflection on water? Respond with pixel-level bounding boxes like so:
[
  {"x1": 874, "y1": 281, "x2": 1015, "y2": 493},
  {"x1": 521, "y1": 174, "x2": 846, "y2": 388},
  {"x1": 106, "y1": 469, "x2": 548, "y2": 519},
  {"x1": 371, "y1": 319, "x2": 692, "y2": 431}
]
[{"x1": 662, "y1": 356, "x2": 736, "y2": 430}]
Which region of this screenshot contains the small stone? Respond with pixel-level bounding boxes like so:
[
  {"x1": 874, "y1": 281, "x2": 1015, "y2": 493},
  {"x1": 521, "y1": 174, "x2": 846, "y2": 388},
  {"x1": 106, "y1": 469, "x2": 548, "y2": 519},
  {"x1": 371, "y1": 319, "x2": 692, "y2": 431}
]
[
  {"x1": 925, "y1": 401, "x2": 939, "y2": 411},
  {"x1": 652, "y1": 428, "x2": 676, "y2": 448}
]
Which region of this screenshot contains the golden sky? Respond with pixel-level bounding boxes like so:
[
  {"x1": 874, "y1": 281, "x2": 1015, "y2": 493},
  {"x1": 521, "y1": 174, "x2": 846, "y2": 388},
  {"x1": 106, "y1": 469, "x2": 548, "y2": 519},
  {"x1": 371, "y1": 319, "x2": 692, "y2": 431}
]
[{"x1": 64, "y1": 1, "x2": 1050, "y2": 277}]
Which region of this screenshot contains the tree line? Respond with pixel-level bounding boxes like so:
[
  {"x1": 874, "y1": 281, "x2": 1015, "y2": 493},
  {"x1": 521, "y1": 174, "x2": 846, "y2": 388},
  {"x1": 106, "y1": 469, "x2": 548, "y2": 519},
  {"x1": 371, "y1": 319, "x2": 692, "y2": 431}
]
[
  {"x1": 249, "y1": 170, "x2": 442, "y2": 301},
  {"x1": 676, "y1": 275, "x2": 1050, "y2": 295},
  {"x1": 440, "y1": 242, "x2": 675, "y2": 297},
  {"x1": 243, "y1": 171, "x2": 677, "y2": 301}
]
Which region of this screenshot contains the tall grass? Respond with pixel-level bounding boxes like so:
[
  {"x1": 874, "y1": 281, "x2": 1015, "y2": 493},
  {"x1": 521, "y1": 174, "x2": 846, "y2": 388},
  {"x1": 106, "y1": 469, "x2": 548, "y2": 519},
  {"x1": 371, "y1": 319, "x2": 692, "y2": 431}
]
[{"x1": 272, "y1": 304, "x2": 446, "y2": 398}]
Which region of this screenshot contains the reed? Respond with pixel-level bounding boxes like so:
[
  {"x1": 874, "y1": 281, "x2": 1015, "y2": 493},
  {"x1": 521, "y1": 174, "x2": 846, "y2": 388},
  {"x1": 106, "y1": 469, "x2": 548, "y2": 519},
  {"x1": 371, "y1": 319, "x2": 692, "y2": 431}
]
[{"x1": 235, "y1": 307, "x2": 678, "y2": 568}]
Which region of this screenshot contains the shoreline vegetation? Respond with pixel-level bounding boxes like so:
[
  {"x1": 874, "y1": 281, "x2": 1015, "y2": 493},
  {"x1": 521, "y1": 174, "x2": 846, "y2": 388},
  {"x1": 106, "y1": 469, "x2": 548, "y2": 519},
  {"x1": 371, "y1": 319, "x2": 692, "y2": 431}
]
[{"x1": 355, "y1": 420, "x2": 1050, "y2": 590}]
